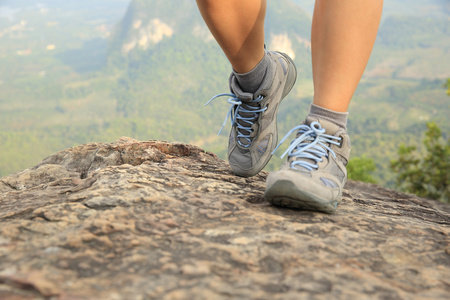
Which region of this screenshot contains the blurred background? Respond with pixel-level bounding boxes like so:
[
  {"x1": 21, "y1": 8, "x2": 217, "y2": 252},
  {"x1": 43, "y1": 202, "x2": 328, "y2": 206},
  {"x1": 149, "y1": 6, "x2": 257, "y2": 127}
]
[{"x1": 0, "y1": 0, "x2": 449, "y2": 197}]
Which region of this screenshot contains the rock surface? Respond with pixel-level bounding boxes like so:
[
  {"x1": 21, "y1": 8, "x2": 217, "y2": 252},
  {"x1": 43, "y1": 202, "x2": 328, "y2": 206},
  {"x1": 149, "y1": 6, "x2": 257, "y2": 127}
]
[{"x1": 0, "y1": 137, "x2": 449, "y2": 300}]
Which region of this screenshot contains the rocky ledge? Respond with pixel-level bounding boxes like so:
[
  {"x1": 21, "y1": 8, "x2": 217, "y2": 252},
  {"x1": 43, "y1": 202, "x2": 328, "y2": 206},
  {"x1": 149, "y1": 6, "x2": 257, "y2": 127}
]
[{"x1": 0, "y1": 138, "x2": 449, "y2": 300}]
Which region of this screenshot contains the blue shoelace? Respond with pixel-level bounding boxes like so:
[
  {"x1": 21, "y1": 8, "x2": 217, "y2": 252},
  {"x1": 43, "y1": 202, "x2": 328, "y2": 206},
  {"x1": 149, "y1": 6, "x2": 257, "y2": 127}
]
[
  {"x1": 272, "y1": 121, "x2": 342, "y2": 171},
  {"x1": 205, "y1": 93, "x2": 267, "y2": 148}
]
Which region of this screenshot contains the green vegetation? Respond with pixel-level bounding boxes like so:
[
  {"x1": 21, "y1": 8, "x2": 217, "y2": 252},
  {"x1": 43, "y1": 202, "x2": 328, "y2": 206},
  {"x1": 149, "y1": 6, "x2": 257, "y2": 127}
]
[
  {"x1": 377, "y1": 16, "x2": 449, "y2": 49},
  {"x1": 347, "y1": 157, "x2": 377, "y2": 184},
  {"x1": 389, "y1": 80, "x2": 450, "y2": 202},
  {"x1": 390, "y1": 122, "x2": 449, "y2": 203}
]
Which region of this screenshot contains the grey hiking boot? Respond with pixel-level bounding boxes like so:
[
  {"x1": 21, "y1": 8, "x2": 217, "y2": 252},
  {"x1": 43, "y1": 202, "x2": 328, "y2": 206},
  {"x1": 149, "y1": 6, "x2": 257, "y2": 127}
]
[
  {"x1": 205, "y1": 51, "x2": 297, "y2": 177},
  {"x1": 265, "y1": 117, "x2": 351, "y2": 213}
]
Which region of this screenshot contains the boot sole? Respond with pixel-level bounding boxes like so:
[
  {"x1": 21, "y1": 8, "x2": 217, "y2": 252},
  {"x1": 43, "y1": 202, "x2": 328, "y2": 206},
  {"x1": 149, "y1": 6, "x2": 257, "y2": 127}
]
[{"x1": 265, "y1": 179, "x2": 340, "y2": 214}]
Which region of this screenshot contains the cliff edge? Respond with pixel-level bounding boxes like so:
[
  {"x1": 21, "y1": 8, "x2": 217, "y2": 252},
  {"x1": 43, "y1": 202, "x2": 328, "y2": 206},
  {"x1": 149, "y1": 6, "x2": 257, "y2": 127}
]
[{"x1": 1, "y1": 138, "x2": 449, "y2": 299}]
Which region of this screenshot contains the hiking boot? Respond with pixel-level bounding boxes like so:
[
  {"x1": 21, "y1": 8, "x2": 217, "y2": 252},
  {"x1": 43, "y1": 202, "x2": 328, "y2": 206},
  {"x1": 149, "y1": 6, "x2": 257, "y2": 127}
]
[
  {"x1": 265, "y1": 117, "x2": 351, "y2": 213},
  {"x1": 205, "y1": 51, "x2": 297, "y2": 177}
]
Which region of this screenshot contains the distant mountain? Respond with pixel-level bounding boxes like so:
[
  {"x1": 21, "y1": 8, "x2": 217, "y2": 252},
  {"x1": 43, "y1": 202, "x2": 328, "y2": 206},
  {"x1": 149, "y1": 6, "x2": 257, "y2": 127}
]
[
  {"x1": 109, "y1": 1, "x2": 199, "y2": 54},
  {"x1": 109, "y1": 0, "x2": 312, "y2": 66}
]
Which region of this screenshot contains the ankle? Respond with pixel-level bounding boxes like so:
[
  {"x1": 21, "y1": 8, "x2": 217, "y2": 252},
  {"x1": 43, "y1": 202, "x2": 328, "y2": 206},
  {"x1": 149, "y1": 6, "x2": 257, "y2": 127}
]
[
  {"x1": 308, "y1": 104, "x2": 348, "y2": 130},
  {"x1": 233, "y1": 52, "x2": 270, "y2": 94}
]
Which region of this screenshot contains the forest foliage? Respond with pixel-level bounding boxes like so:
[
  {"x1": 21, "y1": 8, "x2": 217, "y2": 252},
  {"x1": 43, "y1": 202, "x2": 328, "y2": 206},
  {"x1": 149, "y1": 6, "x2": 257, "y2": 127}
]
[
  {"x1": 347, "y1": 157, "x2": 377, "y2": 184},
  {"x1": 390, "y1": 122, "x2": 449, "y2": 203}
]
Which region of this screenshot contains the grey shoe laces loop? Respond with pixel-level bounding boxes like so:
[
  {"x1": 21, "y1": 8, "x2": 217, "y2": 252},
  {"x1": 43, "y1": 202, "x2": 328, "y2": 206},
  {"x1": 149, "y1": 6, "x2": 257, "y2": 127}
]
[
  {"x1": 205, "y1": 93, "x2": 267, "y2": 147},
  {"x1": 272, "y1": 121, "x2": 342, "y2": 171}
]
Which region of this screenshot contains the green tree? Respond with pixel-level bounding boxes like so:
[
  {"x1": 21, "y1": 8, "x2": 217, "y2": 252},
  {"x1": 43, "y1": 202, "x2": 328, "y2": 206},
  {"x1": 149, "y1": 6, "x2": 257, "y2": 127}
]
[
  {"x1": 347, "y1": 156, "x2": 377, "y2": 184},
  {"x1": 390, "y1": 122, "x2": 449, "y2": 202},
  {"x1": 445, "y1": 78, "x2": 450, "y2": 96}
]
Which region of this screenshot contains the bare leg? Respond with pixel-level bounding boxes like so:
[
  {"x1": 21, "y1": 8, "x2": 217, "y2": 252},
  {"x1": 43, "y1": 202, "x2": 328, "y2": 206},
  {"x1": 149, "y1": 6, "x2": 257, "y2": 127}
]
[
  {"x1": 311, "y1": 0, "x2": 383, "y2": 112},
  {"x1": 196, "y1": 0, "x2": 266, "y2": 73}
]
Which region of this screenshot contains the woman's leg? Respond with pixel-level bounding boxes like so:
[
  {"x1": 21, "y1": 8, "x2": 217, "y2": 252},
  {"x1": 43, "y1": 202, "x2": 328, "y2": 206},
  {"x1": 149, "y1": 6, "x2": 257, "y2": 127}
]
[
  {"x1": 196, "y1": 0, "x2": 266, "y2": 73},
  {"x1": 311, "y1": 0, "x2": 383, "y2": 112},
  {"x1": 196, "y1": 0, "x2": 298, "y2": 177},
  {"x1": 265, "y1": 0, "x2": 383, "y2": 212}
]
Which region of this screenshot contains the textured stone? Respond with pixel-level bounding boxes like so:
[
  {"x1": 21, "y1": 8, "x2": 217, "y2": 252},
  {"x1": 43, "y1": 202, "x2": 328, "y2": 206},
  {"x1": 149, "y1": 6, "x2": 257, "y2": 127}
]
[{"x1": 0, "y1": 137, "x2": 449, "y2": 299}]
